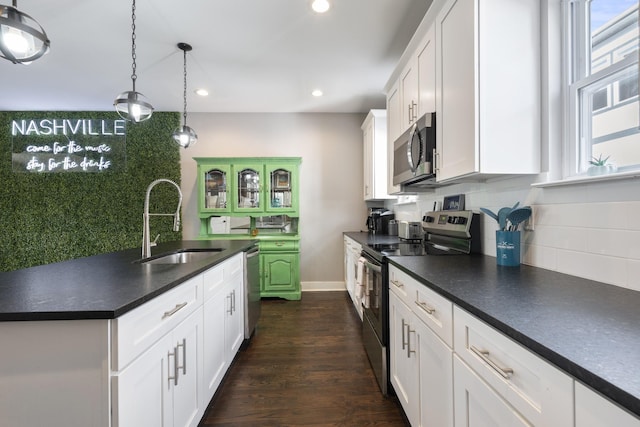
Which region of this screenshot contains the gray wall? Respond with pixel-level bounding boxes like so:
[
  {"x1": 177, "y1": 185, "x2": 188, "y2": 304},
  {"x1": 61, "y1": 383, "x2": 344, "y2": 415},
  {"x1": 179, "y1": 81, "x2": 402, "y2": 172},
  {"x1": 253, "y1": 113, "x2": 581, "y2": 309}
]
[{"x1": 180, "y1": 112, "x2": 367, "y2": 288}]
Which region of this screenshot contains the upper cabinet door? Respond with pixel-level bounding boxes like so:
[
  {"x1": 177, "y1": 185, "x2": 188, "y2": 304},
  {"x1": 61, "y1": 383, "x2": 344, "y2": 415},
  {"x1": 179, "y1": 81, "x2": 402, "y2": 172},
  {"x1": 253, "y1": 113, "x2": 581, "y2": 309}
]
[
  {"x1": 417, "y1": 26, "x2": 436, "y2": 115},
  {"x1": 265, "y1": 163, "x2": 299, "y2": 213},
  {"x1": 234, "y1": 165, "x2": 263, "y2": 213},
  {"x1": 198, "y1": 163, "x2": 232, "y2": 214}
]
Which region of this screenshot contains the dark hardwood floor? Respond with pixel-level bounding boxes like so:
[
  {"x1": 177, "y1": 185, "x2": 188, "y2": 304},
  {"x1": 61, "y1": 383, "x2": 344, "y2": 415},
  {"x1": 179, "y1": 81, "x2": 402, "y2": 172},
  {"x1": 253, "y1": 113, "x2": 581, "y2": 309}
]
[{"x1": 199, "y1": 291, "x2": 409, "y2": 426}]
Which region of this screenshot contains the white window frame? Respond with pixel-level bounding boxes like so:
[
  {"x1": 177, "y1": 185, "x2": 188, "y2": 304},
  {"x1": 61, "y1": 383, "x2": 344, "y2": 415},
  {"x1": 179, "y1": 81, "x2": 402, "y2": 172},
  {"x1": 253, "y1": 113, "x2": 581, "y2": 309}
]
[{"x1": 563, "y1": 0, "x2": 640, "y2": 178}]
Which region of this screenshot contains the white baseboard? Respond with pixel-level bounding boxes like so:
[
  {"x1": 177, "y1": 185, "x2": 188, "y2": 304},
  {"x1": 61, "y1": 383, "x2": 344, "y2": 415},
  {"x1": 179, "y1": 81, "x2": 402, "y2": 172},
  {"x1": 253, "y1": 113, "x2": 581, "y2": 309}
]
[{"x1": 301, "y1": 281, "x2": 346, "y2": 292}]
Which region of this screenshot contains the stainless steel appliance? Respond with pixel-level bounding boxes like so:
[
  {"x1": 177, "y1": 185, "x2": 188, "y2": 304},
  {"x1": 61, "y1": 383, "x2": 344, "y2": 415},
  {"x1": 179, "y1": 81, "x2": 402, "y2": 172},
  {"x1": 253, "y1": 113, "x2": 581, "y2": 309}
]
[
  {"x1": 244, "y1": 245, "x2": 261, "y2": 339},
  {"x1": 422, "y1": 210, "x2": 480, "y2": 254},
  {"x1": 366, "y1": 208, "x2": 395, "y2": 234},
  {"x1": 361, "y1": 208, "x2": 480, "y2": 396},
  {"x1": 398, "y1": 220, "x2": 423, "y2": 240},
  {"x1": 392, "y1": 112, "x2": 436, "y2": 188}
]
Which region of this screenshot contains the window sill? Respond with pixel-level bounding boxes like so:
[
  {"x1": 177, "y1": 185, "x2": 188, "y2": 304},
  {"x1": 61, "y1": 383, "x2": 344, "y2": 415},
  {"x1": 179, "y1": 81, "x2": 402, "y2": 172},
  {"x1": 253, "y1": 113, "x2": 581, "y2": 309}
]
[{"x1": 532, "y1": 169, "x2": 640, "y2": 188}]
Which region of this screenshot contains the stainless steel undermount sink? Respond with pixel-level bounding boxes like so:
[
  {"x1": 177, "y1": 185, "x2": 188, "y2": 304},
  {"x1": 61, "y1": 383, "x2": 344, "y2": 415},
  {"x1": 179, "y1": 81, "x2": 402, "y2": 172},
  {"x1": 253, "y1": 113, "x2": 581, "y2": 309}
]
[{"x1": 139, "y1": 249, "x2": 223, "y2": 265}]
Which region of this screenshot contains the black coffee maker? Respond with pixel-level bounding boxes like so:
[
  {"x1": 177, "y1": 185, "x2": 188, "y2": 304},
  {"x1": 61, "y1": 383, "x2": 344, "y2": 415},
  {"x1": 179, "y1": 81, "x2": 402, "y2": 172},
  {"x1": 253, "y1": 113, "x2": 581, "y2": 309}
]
[{"x1": 366, "y1": 208, "x2": 395, "y2": 234}]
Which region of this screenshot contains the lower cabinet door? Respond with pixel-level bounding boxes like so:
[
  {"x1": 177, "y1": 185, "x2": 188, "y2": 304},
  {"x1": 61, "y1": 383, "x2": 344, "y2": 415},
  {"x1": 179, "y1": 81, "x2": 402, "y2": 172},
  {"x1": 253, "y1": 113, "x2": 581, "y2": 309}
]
[
  {"x1": 416, "y1": 318, "x2": 453, "y2": 427},
  {"x1": 389, "y1": 290, "x2": 420, "y2": 426},
  {"x1": 203, "y1": 287, "x2": 227, "y2": 403},
  {"x1": 261, "y1": 252, "x2": 300, "y2": 299},
  {"x1": 225, "y1": 274, "x2": 245, "y2": 362},
  {"x1": 113, "y1": 334, "x2": 173, "y2": 427},
  {"x1": 453, "y1": 355, "x2": 531, "y2": 427},
  {"x1": 171, "y1": 309, "x2": 204, "y2": 427},
  {"x1": 113, "y1": 309, "x2": 203, "y2": 427}
]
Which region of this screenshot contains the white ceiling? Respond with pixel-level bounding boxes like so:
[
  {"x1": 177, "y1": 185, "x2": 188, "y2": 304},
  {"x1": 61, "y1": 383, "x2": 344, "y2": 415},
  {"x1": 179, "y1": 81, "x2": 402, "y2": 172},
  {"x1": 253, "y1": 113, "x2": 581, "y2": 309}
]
[{"x1": 1, "y1": 0, "x2": 431, "y2": 113}]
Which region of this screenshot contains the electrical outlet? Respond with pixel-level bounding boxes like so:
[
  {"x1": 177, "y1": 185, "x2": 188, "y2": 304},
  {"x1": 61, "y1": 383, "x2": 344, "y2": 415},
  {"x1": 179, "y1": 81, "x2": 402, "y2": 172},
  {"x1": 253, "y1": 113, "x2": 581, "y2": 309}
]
[{"x1": 524, "y1": 206, "x2": 535, "y2": 231}]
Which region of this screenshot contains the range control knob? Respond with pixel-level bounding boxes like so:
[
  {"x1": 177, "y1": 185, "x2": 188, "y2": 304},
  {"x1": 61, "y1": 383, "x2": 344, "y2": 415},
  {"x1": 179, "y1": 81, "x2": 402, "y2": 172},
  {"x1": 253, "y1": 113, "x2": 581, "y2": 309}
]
[
  {"x1": 456, "y1": 216, "x2": 467, "y2": 225},
  {"x1": 423, "y1": 215, "x2": 434, "y2": 223},
  {"x1": 447, "y1": 216, "x2": 455, "y2": 224}
]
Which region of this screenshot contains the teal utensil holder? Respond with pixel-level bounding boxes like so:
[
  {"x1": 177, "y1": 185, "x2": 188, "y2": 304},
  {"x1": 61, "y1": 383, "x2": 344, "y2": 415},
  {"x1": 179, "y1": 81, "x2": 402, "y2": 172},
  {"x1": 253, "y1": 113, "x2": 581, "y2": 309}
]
[{"x1": 496, "y1": 230, "x2": 521, "y2": 267}]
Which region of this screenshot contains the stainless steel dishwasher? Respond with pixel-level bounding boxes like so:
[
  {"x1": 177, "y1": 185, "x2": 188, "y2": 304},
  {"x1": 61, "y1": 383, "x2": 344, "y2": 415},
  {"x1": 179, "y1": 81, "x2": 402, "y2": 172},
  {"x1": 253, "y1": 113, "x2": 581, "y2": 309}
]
[{"x1": 244, "y1": 245, "x2": 261, "y2": 339}]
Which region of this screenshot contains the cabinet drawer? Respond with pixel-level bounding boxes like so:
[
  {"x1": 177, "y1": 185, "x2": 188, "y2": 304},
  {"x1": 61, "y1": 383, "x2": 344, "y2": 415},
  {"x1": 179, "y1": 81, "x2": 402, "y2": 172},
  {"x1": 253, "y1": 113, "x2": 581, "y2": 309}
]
[
  {"x1": 259, "y1": 240, "x2": 299, "y2": 252},
  {"x1": 112, "y1": 275, "x2": 202, "y2": 371},
  {"x1": 389, "y1": 265, "x2": 453, "y2": 347},
  {"x1": 453, "y1": 306, "x2": 573, "y2": 426},
  {"x1": 203, "y1": 253, "x2": 243, "y2": 302}
]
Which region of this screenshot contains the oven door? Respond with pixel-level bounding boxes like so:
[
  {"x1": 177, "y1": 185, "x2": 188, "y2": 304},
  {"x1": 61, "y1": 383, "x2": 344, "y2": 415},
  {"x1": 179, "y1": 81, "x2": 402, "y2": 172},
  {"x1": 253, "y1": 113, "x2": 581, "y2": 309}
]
[{"x1": 361, "y1": 251, "x2": 389, "y2": 395}]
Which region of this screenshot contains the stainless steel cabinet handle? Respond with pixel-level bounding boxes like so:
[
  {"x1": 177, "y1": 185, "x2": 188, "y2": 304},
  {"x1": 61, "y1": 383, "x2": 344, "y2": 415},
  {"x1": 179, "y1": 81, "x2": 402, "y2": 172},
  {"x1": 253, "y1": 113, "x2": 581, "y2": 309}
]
[
  {"x1": 227, "y1": 293, "x2": 233, "y2": 315},
  {"x1": 231, "y1": 289, "x2": 236, "y2": 314},
  {"x1": 162, "y1": 302, "x2": 188, "y2": 320},
  {"x1": 176, "y1": 338, "x2": 186, "y2": 376},
  {"x1": 470, "y1": 345, "x2": 514, "y2": 379},
  {"x1": 415, "y1": 299, "x2": 435, "y2": 315},
  {"x1": 168, "y1": 347, "x2": 178, "y2": 386},
  {"x1": 391, "y1": 279, "x2": 404, "y2": 289},
  {"x1": 406, "y1": 325, "x2": 416, "y2": 358},
  {"x1": 401, "y1": 318, "x2": 407, "y2": 350}
]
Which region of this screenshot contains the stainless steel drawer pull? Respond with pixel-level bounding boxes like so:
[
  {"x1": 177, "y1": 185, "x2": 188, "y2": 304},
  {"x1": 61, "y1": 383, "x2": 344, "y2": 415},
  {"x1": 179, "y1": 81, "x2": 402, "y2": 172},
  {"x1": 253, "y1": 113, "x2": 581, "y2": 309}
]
[
  {"x1": 415, "y1": 299, "x2": 435, "y2": 315},
  {"x1": 162, "y1": 302, "x2": 188, "y2": 320},
  {"x1": 227, "y1": 293, "x2": 233, "y2": 315},
  {"x1": 391, "y1": 279, "x2": 404, "y2": 289},
  {"x1": 470, "y1": 346, "x2": 514, "y2": 379}
]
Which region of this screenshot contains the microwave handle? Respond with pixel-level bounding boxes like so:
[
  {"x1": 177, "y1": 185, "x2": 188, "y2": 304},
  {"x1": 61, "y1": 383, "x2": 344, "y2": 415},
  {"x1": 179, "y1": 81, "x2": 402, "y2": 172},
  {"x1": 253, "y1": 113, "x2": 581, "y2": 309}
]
[{"x1": 406, "y1": 122, "x2": 420, "y2": 172}]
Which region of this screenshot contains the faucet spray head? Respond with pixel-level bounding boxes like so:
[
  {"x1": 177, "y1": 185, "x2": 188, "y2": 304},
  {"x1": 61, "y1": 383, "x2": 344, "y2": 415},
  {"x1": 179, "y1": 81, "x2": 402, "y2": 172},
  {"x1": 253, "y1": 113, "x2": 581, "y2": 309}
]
[{"x1": 173, "y1": 213, "x2": 181, "y2": 232}]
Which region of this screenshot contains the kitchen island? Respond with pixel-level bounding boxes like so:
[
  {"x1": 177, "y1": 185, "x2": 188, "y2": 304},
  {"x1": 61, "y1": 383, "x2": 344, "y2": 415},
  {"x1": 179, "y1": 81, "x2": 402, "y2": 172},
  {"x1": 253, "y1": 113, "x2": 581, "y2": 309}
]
[
  {"x1": 0, "y1": 240, "x2": 255, "y2": 427},
  {"x1": 345, "y1": 231, "x2": 640, "y2": 423}
]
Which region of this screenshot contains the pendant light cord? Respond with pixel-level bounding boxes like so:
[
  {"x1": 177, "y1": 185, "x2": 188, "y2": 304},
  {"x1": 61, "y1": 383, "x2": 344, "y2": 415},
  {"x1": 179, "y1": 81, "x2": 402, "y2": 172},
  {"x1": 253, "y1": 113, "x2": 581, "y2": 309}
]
[
  {"x1": 130, "y1": 0, "x2": 137, "y2": 92},
  {"x1": 182, "y1": 48, "x2": 188, "y2": 126}
]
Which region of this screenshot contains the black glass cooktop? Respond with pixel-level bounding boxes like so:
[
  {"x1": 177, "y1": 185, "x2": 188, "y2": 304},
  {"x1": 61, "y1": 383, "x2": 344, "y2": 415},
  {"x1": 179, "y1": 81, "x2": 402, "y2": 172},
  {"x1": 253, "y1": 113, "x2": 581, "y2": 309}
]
[{"x1": 368, "y1": 242, "x2": 426, "y2": 257}]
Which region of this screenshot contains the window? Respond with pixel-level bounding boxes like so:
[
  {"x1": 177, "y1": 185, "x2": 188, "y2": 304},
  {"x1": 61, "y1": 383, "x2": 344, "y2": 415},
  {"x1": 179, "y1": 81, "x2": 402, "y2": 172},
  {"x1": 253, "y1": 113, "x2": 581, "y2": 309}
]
[{"x1": 566, "y1": 0, "x2": 639, "y2": 176}]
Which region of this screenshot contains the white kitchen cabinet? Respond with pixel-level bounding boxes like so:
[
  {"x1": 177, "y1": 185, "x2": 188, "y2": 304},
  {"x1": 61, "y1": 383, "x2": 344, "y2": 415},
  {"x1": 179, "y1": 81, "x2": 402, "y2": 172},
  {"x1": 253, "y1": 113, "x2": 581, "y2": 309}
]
[
  {"x1": 362, "y1": 110, "x2": 394, "y2": 200},
  {"x1": 401, "y1": 61, "x2": 419, "y2": 128},
  {"x1": 434, "y1": 0, "x2": 540, "y2": 182},
  {"x1": 113, "y1": 308, "x2": 203, "y2": 427},
  {"x1": 453, "y1": 306, "x2": 573, "y2": 426},
  {"x1": 386, "y1": 82, "x2": 402, "y2": 195},
  {"x1": 389, "y1": 290, "x2": 420, "y2": 426},
  {"x1": 575, "y1": 382, "x2": 640, "y2": 427},
  {"x1": 417, "y1": 26, "x2": 436, "y2": 117},
  {"x1": 202, "y1": 253, "x2": 244, "y2": 403},
  {"x1": 343, "y1": 236, "x2": 363, "y2": 319},
  {"x1": 389, "y1": 264, "x2": 454, "y2": 427}
]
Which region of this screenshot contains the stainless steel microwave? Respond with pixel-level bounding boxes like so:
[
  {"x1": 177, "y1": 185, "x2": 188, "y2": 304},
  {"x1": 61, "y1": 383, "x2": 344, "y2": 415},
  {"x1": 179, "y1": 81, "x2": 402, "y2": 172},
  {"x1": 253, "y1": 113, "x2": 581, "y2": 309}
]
[{"x1": 392, "y1": 112, "x2": 436, "y2": 187}]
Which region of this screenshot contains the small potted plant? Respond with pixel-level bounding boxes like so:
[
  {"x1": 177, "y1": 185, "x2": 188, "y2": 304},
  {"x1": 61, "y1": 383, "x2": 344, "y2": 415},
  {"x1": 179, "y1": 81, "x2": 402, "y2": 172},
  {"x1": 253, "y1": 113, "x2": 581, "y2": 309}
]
[{"x1": 587, "y1": 154, "x2": 617, "y2": 176}]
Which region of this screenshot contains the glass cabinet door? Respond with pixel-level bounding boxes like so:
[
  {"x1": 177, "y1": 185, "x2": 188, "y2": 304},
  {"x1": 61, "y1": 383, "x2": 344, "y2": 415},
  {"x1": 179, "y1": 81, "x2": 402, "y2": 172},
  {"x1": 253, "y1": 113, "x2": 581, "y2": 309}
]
[
  {"x1": 199, "y1": 164, "x2": 231, "y2": 213},
  {"x1": 236, "y1": 167, "x2": 262, "y2": 212},
  {"x1": 266, "y1": 163, "x2": 298, "y2": 213}
]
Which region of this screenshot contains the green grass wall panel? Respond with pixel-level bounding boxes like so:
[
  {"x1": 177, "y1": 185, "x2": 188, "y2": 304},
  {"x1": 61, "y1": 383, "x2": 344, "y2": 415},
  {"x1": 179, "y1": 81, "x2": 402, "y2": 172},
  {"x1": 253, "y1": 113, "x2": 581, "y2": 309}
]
[{"x1": 0, "y1": 111, "x2": 182, "y2": 272}]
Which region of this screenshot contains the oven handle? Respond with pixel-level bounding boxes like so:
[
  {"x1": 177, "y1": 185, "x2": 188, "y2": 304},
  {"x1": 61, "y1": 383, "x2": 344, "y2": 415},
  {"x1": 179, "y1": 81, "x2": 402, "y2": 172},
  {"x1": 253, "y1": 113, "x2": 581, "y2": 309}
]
[{"x1": 363, "y1": 260, "x2": 382, "y2": 274}]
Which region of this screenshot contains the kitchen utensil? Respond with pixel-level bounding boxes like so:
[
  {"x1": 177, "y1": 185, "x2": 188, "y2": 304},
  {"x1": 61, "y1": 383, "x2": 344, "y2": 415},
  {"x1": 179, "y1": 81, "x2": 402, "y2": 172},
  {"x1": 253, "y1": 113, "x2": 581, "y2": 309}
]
[
  {"x1": 480, "y1": 207, "x2": 498, "y2": 222},
  {"x1": 498, "y1": 207, "x2": 512, "y2": 231},
  {"x1": 506, "y1": 207, "x2": 532, "y2": 231}
]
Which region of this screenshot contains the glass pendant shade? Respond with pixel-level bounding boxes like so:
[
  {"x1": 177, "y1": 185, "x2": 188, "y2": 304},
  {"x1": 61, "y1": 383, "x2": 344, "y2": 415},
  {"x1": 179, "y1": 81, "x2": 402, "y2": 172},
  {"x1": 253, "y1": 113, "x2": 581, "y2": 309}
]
[
  {"x1": 172, "y1": 124, "x2": 197, "y2": 148},
  {"x1": 174, "y1": 42, "x2": 197, "y2": 148},
  {"x1": 114, "y1": 0, "x2": 153, "y2": 123},
  {"x1": 0, "y1": 2, "x2": 50, "y2": 64},
  {"x1": 114, "y1": 90, "x2": 153, "y2": 123}
]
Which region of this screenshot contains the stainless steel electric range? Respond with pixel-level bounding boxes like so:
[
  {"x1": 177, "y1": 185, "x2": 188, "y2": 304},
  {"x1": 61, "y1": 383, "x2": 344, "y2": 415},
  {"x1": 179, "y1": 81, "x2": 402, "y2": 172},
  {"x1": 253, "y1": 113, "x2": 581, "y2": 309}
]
[{"x1": 360, "y1": 210, "x2": 480, "y2": 396}]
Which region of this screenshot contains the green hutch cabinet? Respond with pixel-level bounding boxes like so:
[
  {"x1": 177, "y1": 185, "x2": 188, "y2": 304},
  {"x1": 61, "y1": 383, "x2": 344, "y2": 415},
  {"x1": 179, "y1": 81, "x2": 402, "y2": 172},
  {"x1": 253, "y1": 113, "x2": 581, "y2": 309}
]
[{"x1": 194, "y1": 157, "x2": 301, "y2": 300}]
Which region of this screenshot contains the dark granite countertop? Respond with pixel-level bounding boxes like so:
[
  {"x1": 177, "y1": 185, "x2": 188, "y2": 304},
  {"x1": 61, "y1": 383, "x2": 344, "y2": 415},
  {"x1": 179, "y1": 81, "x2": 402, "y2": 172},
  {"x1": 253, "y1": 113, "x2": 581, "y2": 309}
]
[
  {"x1": 344, "y1": 231, "x2": 640, "y2": 418},
  {"x1": 0, "y1": 240, "x2": 255, "y2": 321}
]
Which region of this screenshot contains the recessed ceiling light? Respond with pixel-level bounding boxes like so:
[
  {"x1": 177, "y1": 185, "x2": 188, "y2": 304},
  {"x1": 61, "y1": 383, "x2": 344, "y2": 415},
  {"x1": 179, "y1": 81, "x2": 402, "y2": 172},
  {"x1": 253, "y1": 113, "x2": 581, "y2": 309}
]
[
  {"x1": 195, "y1": 88, "x2": 209, "y2": 96},
  {"x1": 312, "y1": 89, "x2": 323, "y2": 97},
  {"x1": 311, "y1": 0, "x2": 330, "y2": 13}
]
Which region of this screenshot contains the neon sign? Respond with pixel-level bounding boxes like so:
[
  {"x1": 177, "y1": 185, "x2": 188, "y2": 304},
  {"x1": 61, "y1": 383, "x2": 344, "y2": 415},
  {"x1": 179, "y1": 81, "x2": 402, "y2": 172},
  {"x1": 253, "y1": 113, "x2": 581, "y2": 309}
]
[{"x1": 11, "y1": 118, "x2": 127, "y2": 173}]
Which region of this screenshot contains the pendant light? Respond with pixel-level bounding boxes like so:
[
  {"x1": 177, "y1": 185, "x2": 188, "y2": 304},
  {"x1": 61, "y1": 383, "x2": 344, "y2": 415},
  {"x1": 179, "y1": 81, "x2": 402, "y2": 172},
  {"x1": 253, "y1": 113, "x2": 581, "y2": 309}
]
[
  {"x1": 172, "y1": 42, "x2": 197, "y2": 148},
  {"x1": 0, "y1": 0, "x2": 49, "y2": 64},
  {"x1": 114, "y1": 0, "x2": 153, "y2": 123}
]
